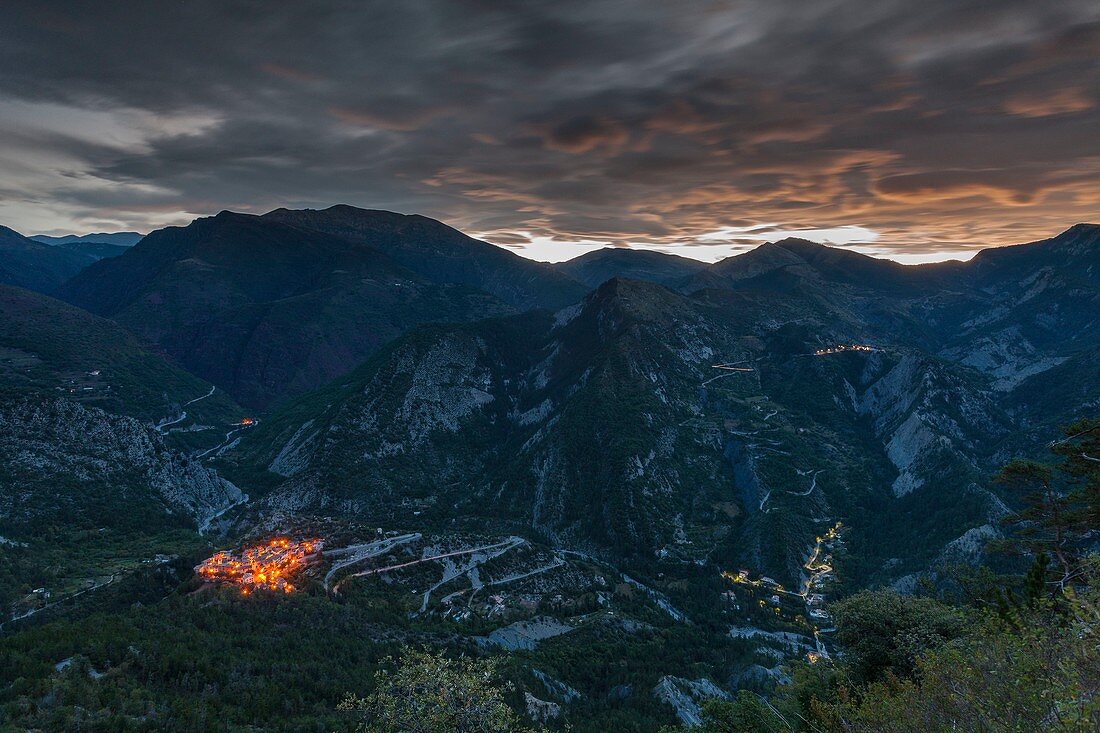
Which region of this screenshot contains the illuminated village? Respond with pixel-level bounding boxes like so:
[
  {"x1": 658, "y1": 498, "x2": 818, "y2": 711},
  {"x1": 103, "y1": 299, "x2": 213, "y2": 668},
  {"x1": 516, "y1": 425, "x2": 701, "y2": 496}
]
[
  {"x1": 813, "y1": 344, "x2": 880, "y2": 356},
  {"x1": 196, "y1": 537, "x2": 323, "y2": 594},
  {"x1": 722, "y1": 522, "x2": 844, "y2": 662}
]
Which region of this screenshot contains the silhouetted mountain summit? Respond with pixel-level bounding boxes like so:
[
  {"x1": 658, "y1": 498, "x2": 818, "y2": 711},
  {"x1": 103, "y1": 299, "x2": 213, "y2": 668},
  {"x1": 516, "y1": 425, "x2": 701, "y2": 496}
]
[
  {"x1": 686, "y1": 237, "x2": 960, "y2": 296},
  {"x1": 554, "y1": 247, "x2": 706, "y2": 288},
  {"x1": 968, "y1": 222, "x2": 1100, "y2": 283},
  {"x1": 262, "y1": 205, "x2": 587, "y2": 310}
]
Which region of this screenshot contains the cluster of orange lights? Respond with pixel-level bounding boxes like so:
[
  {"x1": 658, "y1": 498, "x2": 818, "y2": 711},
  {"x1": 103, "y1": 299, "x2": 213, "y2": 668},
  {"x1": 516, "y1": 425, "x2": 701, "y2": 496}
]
[
  {"x1": 814, "y1": 344, "x2": 878, "y2": 356},
  {"x1": 196, "y1": 537, "x2": 322, "y2": 594}
]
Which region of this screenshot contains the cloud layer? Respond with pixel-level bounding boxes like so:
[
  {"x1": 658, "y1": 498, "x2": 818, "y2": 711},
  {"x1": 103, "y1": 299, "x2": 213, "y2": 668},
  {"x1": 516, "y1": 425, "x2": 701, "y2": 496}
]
[{"x1": 2, "y1": 0, "x2": 1098, "y2": 261}]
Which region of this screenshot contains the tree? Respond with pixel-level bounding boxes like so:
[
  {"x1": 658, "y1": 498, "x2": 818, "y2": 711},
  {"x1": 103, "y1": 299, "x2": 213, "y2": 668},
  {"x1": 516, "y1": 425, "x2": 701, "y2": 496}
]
[
  {"x1": 829, "y1": 590, "x2": 967, "y2": 685},
  {"x1": 662, "y1": 692, "x2": 787, "y2": 733},
  {"x1": 840, "y1": 578, "x2": 1100, "y2": 732},
  {"x1": 996, "y1": 459, "x2": 1078, "y2": 584},
  {"x1": 996, "y1": 420, "x2": 1100, "y2": 590},
  {"x1": 1050, "y1": 419, "x2": 1100, "y2": 532},
  {"x1": 339, "y1": 648, "x2": 538, "y2": 733},
  {"x1": 668, "y1": 576, "x2": 1100, "y2": 733}
]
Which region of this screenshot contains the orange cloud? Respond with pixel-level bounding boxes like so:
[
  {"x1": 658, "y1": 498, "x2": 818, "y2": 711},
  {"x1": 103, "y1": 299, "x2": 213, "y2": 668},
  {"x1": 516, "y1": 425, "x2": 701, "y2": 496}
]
[
  {"x1": 874, "y1": 170, "x2": 1041, "y2": 206},
  {"x1": 1003, "y1": 87, "x2": 1094, "y2": 118}
]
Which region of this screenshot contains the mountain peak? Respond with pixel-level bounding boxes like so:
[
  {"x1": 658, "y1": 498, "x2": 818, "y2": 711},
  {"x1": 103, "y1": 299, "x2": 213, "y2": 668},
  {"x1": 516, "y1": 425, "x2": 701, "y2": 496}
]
[
  {"x1": 555, "y1": 247, "x2": 706, "y2": 288},
  {"x1": 1061, "y1": 222, "x2": 1100, "y2": 236},
  {"x1": 568, "y1": 246, "x2": 687, "y2": 261},
  {"x1": 263, "y1": 204, "x2": 424, "y2": 233},
  {"x1": 319, "y1": 203, "x2": 408, "y2": 218},
  {"x1": 1053, "y1": 222, "x2": 1100, "y2": 247},
  {"x1": 971, "y1": 222, "x2": 1100, "y2": 269},
  {"x1": 766, "y1": 237, "x2": 882, "y2": 264},
  {"x1": 581, "y1": 276, "x2": 689, "y2": 322},
  {"x1": 209, "y1": 209, "x2": 257, "y2": 222},
  {"x1": 262, "y1": 205, "x2": 587, "y2": 310},
  {"x1": 769, "y1": 236, "x2": 829, "y2": 251}
]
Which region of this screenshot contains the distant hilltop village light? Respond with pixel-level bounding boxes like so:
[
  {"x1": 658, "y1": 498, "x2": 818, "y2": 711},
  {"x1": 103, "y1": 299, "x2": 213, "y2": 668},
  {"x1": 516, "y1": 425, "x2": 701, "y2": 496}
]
[
  {"x1": 813, "y1": 344, "x2": 881, "y2": 356},
  {"x1": 196, "y1": 537, "x2": 323, "y2": 594}
]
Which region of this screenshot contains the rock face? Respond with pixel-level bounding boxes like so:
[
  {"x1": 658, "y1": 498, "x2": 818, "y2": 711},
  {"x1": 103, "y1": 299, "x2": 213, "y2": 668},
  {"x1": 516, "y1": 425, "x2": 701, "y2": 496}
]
[
  {"x1": 730, "y1": 664, "x2": 791, "y2": 692},
  {"x1": 853, "y1": 353, "x2": 1010, "y2": 497},
  {"x1": 937, "y1": 524, "x2": 1002, "y2": 566},
  {"x1": 653, "y1": 675, "x2": 731, "y2": 726},
  {"x1": 267, "y1": 420, "x2": 317, "y2": 478},
  {"x1": 524, "y1": 692, "x2": 562, "y2": 723},
  {"x1": 0, "y1": 398, "x2": 242, "y2": 533},
  {"x1": 533, "y1": 669, "x2": 582, "y2": 703},
  {"x1": 480, "y1": 616, "x2": 575, "y2": 651}
]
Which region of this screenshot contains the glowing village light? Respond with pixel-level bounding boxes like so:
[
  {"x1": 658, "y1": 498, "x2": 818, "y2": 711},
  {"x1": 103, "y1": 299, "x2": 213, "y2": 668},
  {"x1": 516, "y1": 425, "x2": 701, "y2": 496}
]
[{"x1": 195, "y1": 537, "x2": 323, "y2": 594}]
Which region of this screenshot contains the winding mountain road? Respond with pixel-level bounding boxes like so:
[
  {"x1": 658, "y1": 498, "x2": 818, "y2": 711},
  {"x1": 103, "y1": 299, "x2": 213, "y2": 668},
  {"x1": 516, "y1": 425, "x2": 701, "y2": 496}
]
[
  {"x1": 331, "y1": 537, "x2": 525, "y2": 595},
  {"x1": 197, "y1": 419, "x2": 258, "y2": 459},
  {"x1": 323, "y1": 533, "x2": 422, "y2": 590}
]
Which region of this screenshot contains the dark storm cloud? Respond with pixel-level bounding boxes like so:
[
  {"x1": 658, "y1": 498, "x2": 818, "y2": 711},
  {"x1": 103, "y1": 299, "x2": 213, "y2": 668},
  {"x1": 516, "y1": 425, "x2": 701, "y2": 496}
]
[{"x1": 1, "y1": 0, "x2": 1098, "y2": 259}]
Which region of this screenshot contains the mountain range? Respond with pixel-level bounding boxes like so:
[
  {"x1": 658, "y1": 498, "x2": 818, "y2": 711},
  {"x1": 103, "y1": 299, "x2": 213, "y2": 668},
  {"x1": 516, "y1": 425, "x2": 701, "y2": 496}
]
[
  {"x1": 553, "y1": 247, "x2": 706, "y2": 288},
  {"x1": 1, "y1": 208, "x2": 1097, "y2": 731},
  {"x1": 31, "y1": 231, "x2": 144, "y2": 247},
  {"x1": 2, "y1": 211, "x2": 1098, "y2": 589},
  {"x1": 212, "y1": 219, "x2": 1095, "y2": 585},
  {"x1": 0, "y1": 225, "x2": 96, "y2": 294}
]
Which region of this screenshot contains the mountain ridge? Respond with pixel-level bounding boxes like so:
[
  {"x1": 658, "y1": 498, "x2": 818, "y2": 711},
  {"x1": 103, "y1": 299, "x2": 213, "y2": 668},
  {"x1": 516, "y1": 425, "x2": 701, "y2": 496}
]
[
  {"x1": 57, "y1": 209, "x2": 586, "y2": 407},
  {"x1": 261, "y1": 204, "x2": 588, "y2": 310},
  {"x1": 31, "y1": 231, "x2": 144, "y2": 247},
  {"x1": 555, "y1": 247, "x2": 707, "y2": 289},
  {"x1": 0, "y1": 225, "x2": 93, "y2": 294}
]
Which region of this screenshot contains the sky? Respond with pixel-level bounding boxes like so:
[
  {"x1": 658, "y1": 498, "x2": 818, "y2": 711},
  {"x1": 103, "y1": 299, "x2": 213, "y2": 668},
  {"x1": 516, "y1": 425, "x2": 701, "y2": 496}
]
[{"x1": 1, "y1": 1, "x2": 1098, "y2": 263}]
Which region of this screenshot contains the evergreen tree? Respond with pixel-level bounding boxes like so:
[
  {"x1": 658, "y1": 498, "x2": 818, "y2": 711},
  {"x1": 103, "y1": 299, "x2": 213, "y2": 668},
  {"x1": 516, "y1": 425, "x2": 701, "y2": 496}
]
[{"x1": 997, "y1": 420, "x2": 1100, "y2": 589}]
